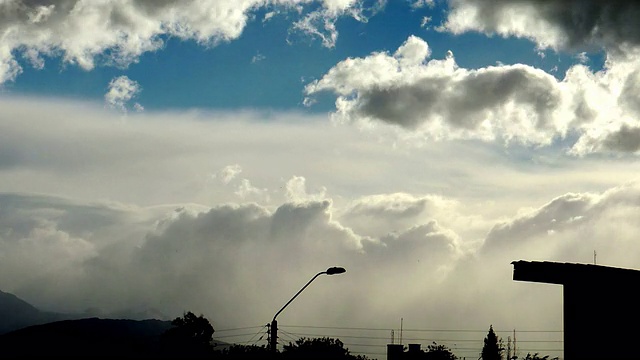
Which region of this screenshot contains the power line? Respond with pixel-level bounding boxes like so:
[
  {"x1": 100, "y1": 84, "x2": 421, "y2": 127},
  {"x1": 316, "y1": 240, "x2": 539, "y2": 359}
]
[
  {"x1": 244, "y1": 325, "x2": 269, "y2": 346},
  {"x1": 281, "y1": 324, "x2": 563, "y2": 333},
  {"x1": 278, "y1": 329, "x2": 300, "y2": 344},
  {"x1": 215, "y1": 325, "x2": 265, "y2": 332},
  {"x1": 219, "y1": 324, "x2": 564, "y2": 360},
  {"x1": 214, "y1": 332, "x2": 264, "y2": 339},
  {"x1": 279, "y1": 331, "x2": 562, "y2": 343},
  {"x1": 275, "y1": 325, "x2": 563, "y2": 360}
]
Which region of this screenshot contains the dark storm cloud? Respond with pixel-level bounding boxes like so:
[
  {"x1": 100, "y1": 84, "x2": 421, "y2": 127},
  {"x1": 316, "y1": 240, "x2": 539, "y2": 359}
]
[
  {"x1": 601, "y1": 125, "x2": 640, "y2": 153},
  {"x1": 356, "y1": 64, "x2": 560, "y2": 131},
  {"x1": 445, "y1": 0, "x2": 640, "y2": 52}
]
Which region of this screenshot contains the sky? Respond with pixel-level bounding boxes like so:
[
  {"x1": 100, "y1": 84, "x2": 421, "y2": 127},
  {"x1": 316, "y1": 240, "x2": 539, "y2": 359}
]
[{"x1": 2, "y1": 0, "x2": 640, "y2": 358}]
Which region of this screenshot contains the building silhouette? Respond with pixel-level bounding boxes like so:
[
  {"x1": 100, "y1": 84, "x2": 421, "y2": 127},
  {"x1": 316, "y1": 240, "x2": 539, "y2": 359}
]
[
  {"x1": 512, "y1": 260, "x2": 640, "y2": 359},
  {"x1": 386, "y1": 343, "x2": 425, "y2": 360}
]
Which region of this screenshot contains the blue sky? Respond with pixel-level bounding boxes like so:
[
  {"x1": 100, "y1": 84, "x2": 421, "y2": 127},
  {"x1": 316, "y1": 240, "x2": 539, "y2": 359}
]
[{"x1": 2, "y1": 2, "x2": 640, "y2": 359}]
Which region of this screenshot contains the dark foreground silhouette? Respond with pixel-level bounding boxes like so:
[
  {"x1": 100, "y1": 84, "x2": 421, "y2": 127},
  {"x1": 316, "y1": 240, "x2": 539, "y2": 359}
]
[
  {"x1": 0, "y1": 317, "x2": 174, "y2": 358},
  {"x1": 0, "y1": 289, "x2": 75, "y2": 335},
  {"x1": 0, "y1": 314, "x2": 368, "y2": 359}
]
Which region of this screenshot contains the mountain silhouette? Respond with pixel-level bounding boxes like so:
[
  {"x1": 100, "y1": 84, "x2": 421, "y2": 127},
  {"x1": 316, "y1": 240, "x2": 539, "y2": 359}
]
[
  {"x1": 0, "y1": 290, "x2": 231, "y2": 357},
  {"x1": 0, "y1": 289, "x2": 72, "y2": 335}
]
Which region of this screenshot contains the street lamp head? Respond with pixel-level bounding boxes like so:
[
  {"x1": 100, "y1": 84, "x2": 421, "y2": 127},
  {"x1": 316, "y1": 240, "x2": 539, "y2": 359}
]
[{"x1": 326, "y1": 266, "x2": 346, "y2": 275}]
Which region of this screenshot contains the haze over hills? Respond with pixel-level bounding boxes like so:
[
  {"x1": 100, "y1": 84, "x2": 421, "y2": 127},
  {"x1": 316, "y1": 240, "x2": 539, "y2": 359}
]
[
  {"x1": 0, "y1": 289, "x2": 233, "y2": 357},
  {"x1": 0, "y1": 289, "x2": 172, "y2": 335},
  {"x1": 0, "y1": 289, "x2": 74, "y2": 335}
]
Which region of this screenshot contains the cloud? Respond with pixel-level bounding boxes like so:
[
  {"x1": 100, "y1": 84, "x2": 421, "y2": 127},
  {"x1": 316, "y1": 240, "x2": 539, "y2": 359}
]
[
  {"x1": 340, "y1": 193, "x2": 440, "y2": 238},
  {"x1": 575, "y1": 52, "x2": 589, "y2": 64},
  {"x1": 442, "y1": 0, "x2": 640, "y2": 54},
  {"x1": 251, "y1": 52, "x2": 266, "y2": 63},
  {"x1": 285, "y1": 176, "x2": 327, "y2": 203},
  {"x1": 214, "y1": 164, "x2": 243, "y2": 185},
  {"x1": 481, "y1": 182, "x2": 640, "y2": 270},
  {"x1": 0, "y1": 0, "x2": 382, "y2": 84},
  {"x1": 482, "y1": 192, "x2": 596, "y2": 255},
  {"x1": 212, "y1": 164, "x2": 270, "y2": 201},
  {"x1": 306, "y1": 35, "x2": 640, "y2": 154},
  {"x1": 105, "y1": 75, "x2": 142, "y2": 112},
  {"x1": 234, "y1": 178, "x2": 269, "y2": 200},
  {"x1": 410, "y1": 0, "x2": 435, "y2": 10},
  {"x1": 291, "y1": 0, "x2": 385, "y2": 48}
]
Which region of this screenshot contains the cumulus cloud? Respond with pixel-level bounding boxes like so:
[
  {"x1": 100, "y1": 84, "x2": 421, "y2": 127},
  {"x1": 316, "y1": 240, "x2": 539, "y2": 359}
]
[
  {"x1": 306, "y1": 35, "x2": 640, "y2": 154},
  {"x1": 481, "y1": 182, "x2": 640, "y2": 270},
  {"x1": 442, "y1": 0, "x2": 640, "y2": 54},
  {"x1": 104, "y1": 75, "x2": 142, "y2": 112},
  {"x1": 0, "y1": 0, "x2": 382, "y2": 84},
  {"x1": 7, "y1": 178, "x2": 640, "y2": 354},
  {"x1": 1, "y1": 193, "x2": 366, "y2": 325}
]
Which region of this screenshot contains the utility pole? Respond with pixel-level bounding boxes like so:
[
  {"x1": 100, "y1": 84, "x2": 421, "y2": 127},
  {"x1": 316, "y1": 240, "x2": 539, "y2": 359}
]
[{"x1": 270, "y1": 319, "x2": 278, "y2": 353}]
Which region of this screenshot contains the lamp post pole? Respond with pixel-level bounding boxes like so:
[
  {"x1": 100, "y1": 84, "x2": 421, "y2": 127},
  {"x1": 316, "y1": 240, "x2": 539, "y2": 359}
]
[{"x1": 270, "y1": 266, "x2": 346, "y2": 353}]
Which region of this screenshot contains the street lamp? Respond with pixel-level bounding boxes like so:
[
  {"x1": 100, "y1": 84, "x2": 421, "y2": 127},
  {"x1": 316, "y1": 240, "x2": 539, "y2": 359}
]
[{"x1": 270, "y1": 266, "x2": 346, "y2": 353}]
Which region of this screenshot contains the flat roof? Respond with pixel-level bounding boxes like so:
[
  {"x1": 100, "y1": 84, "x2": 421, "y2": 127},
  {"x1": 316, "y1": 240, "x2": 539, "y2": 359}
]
[{"x1": 511, "y1": 260, "x2": 640, "y2": 285}]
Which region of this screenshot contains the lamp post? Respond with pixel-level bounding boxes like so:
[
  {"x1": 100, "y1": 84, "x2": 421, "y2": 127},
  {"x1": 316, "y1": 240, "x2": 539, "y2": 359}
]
[{"x1": 270, "y1": 266, "x2": 346, "y2": 353}]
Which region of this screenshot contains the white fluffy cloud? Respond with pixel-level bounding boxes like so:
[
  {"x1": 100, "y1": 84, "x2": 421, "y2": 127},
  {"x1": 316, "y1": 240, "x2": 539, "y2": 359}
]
[
  {"x1": 291, "y1": 0, "x2": 385, "y2": 48},
  {"x1": 104, "y1": 75, "x2": 142, "y2": 112},
  {"x1": 306, "y1": 35, "x2": 640, "y2": 154},
  {"x1": 0, "y1": 0, "x2": 379, "y2": 84}
]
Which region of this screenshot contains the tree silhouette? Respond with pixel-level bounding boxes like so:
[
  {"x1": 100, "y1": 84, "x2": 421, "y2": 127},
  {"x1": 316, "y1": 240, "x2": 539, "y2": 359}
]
[
  {"x1": 160, "y1": 311, "x2": 214, "y2": 357},
  {"x1": 282, "y1": 337, "x2": 369, "y2": 360},
  {"x1": 517, "y1": 353, "x2": 558, "y2": 360},
  {"x1": 424, "y1": 342, "x2": 458, "y2": 360},
  {"x1": 481, "y1": 325, "x2": 504, "y2": 360},
  {"x1": 217, "y1": 344, "x2": 271, "y2": 359}
]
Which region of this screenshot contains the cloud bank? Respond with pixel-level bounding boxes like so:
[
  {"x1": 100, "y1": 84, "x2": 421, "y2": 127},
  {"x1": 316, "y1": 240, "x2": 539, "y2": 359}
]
[
  {"x1": 5, "y1": 172, "x2": 640, "y2": 351},
  {"x1": 1, "y1": 97, "x2": 639, "y2": 331},
  {"x1": 1, "y1": 96, "x2": 640, "y2": 358}
]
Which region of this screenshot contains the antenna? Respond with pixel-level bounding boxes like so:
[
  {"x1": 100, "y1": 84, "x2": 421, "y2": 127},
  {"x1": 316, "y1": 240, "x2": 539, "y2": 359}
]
[
  {"x1": 390, "y1": 330, "x2": 394, "y2": 344},
  {"x1": 400, "y1": 318, "x2": 403, "y2": 346},
  {"x1": 594, "y1": 250, "x2": 597, "y2": 265},
  {"x1": 513, "y1": 329, "x2": 516, "y2": 358}
]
